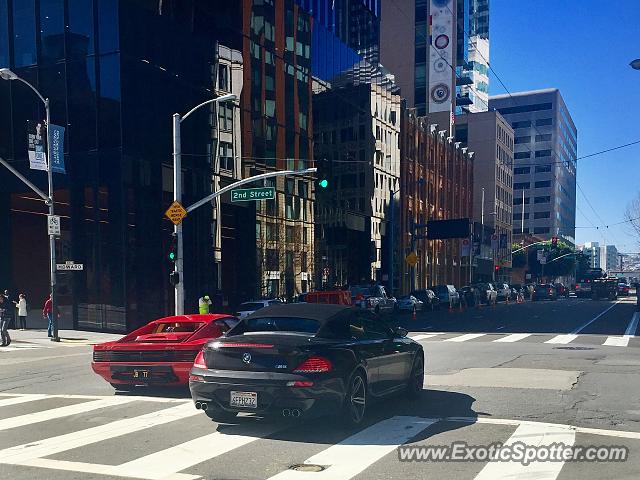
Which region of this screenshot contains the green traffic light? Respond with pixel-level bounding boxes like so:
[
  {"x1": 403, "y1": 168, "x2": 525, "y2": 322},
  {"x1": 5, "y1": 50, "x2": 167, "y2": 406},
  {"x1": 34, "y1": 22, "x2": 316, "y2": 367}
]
[
  {"x1": 319, "y1": 179, "x2": 328, "y2": 188},
  {"x1": 169, "y1": 252, "x2": 176, "y2": 261}
]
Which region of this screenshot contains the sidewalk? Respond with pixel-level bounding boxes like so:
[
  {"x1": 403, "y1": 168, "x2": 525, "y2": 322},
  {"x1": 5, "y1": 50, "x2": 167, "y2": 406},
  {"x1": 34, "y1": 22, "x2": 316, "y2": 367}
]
[{"x1": 9, "y1": 328, "x2": 123, "y2": 346}]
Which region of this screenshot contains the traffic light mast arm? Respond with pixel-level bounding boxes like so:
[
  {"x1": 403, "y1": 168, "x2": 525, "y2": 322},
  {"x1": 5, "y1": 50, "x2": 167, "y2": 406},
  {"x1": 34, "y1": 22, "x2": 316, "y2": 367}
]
[{"x1": 184, "y1": 167, "x2": 317, "y2": 214}]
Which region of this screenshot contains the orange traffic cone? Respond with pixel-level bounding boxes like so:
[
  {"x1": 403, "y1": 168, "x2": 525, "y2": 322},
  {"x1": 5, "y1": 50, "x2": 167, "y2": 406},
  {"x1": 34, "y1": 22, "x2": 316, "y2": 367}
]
[{"x1": 412, "y1": 305, "x2": 417, "y2": 321}]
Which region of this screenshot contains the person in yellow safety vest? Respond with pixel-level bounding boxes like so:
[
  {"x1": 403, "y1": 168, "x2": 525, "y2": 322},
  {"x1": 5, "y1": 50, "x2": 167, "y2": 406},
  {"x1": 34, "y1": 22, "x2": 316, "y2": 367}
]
[{"x1": 198, "y1": 295, "x2": 212, "y2": 314}]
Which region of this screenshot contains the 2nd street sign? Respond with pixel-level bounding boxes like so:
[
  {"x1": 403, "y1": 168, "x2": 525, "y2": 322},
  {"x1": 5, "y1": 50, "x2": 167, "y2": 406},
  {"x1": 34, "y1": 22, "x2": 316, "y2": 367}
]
[{"x1": 231, "y1": 187, "x2": 275, "y2": 202}]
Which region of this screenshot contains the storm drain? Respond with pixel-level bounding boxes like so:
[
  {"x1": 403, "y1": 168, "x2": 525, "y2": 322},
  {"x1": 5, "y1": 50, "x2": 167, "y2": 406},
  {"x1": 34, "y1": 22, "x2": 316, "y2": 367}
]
[
  {"x1": 289, "y1": 464, "x2": 326, "y2": 472},
  {"x1": 554, "y1": 346, "x2": 595, "y2": 351}
]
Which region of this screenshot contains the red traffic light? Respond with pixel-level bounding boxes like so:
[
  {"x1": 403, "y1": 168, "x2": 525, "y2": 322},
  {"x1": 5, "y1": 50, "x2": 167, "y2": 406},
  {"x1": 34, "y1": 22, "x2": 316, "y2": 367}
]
[
  {"x1": 551, "y1": 236, "x2": 558, "y2": 247},
  {"x1": 495, "y1": 265, "x2": 500, "y2": 272}
]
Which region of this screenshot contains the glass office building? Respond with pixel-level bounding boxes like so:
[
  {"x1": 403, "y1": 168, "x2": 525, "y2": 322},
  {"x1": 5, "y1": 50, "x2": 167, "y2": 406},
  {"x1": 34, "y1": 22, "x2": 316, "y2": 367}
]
[{"x1": 0, "y1": 0, "x2": 244, "y2": 331}]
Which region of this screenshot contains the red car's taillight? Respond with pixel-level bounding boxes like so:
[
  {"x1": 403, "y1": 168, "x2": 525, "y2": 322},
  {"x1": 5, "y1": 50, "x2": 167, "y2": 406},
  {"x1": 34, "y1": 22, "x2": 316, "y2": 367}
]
[
  {"x1": 293, "y1": 356, "x2": 333, "y2": 373},
  {"x1": 193, "y1": 350, "x2": 207, "y2": 368}
]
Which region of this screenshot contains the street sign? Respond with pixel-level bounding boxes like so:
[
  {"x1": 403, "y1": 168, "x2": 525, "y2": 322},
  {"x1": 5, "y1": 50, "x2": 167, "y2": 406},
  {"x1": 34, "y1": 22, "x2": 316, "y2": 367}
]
[
  {"x1": 165, "y1": 201, "x2": 187, "y2": 225},
  {"x1": 57, "y1": 261, "x2": 83, "y2": 271},
  {"x1": 406, "y1": 251, "x2": 419, "y2": 266},
  {"x1": 231, "y1": 187, "x2": 275, "y2": 202},
  {"x1": 537, "y1": 249, "x2": 545, "y2": 261},
  {"x1": 539, "y1": 256, "x2": 547, "y2": 265},
  {"x1": 47, "y1": 215, "x2": 61, "y2": 236},
  {"x1": 460, "y1": 239, "x2": 471, "y2": 257}
]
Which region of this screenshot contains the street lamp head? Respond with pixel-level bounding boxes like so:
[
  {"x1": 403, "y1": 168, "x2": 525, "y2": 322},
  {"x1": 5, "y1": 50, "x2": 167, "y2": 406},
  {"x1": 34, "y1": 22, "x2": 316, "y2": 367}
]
[
  {"x1": 630, "y1": 59, "x2": 640, "y2": 70},
  {"x1": 0, "y1": 68, "x2": 19, "y2": 81},
  {"x1": 215, "y1": 93, "x2": 237, "y2": 103}
]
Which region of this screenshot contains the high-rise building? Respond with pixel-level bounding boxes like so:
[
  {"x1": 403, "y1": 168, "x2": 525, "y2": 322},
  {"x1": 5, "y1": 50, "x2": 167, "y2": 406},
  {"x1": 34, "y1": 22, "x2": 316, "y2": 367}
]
[
  {"x1": 465, "y1": 0, "x2": 489, "y2": 113},
  {"x1": 579, "y1": 242, "x2": 601, "y2": 269},
  {"x1": 599, "y1": 244, "x2": 619, "y2": 273},
  {"x1": 456, "y1": 110, "x2": 514, "y2": 281},
  {"x1": 489, "y1": 89, "x2": 577, "y2": 246}
]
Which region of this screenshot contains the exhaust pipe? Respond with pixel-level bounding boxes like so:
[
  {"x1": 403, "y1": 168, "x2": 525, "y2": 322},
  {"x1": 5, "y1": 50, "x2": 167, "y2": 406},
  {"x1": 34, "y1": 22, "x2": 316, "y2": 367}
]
[
  {"x1": 195, "y1": 402, "x2": 202, "y2": 410},
  {"x1": 291, "y1": 409, "x2": 301, "y2": 418},
  {"x1": 200, "y1": 402, "x2": 208, "y2": 411},
  {"x1": 282, "y1": 408, "x2": 291, "y2": 417}
]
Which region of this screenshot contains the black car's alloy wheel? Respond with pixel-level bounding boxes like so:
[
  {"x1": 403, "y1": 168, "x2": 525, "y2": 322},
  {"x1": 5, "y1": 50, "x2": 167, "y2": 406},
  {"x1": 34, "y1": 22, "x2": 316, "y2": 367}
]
[
  {"x1": 343, "y1": 372, "x2": 367, "y2": 425},
  {"x1": 407, "y1": 355, "x2": 424, "y2": 398}
]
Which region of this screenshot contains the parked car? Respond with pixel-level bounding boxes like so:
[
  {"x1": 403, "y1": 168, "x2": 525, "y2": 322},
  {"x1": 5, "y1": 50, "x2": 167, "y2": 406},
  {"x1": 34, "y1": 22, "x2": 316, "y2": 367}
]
[
  {"x1": 234, "y1": 299, "x2": 282, "y2": 319},
  {"x1": 591, "y1": 278, "x2": 618, "y2": 301},
  {"x1": 396, "y1": 295, "x2": 424, "y2": 312},
  {"x1": 532, "y1": 284, "x2": 558, "y2": 301},
  {"x1": 430, "y1": 285, "x2": 460, "y2": 308},
  {"x1": 410, "y1": 289, "x2": 440, "y2": 311},
  {"x1": 617, "y1": 283, "x2": 631, "y2": 297},
  {"x1": 473, "y1": 282, "x2": 497, "y2": 305},
  {"x1": 349, "y1": 284, "x2": 395, "y2": 314},
  {"x1": 494, "y1": 283, "x2": 512, "y2": 302},
  {"x1": 459, "y1": 286, "x2": 482, "y2": 307},
  {"x1": 92, "y1": 314, "x2": 238, "y2": 390},
  {"x1": 554, "y1": 283, "x2": 570, "y2": 298},
  {"x1": 189, "y1": 304, "x2": 424, "y2": 425}
]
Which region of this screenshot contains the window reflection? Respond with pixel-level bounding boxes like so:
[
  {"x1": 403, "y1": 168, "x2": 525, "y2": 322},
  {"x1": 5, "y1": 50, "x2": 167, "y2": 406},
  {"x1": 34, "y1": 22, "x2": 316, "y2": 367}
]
[
  {"x1": 13, "y1": 0, "x2": 36, "y2": 67},
  {"x1": 40, "y1": 0, "x2": 65, "y2": 64},
  {"x1": 0, "y1": 0, "x2": 8, "y2": 67},
  {"x1": 68, "y1": 0, "x2": 95, "y2": 58}
]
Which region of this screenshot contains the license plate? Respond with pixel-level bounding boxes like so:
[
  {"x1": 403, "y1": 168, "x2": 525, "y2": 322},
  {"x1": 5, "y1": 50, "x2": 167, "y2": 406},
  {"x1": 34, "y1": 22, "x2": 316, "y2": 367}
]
[
  {"x1": 132, "y1": 369, "x2": 150, "y2": 379},
  {"x1": 230, "y1": 391, "x2": 257, "y2": 408}
]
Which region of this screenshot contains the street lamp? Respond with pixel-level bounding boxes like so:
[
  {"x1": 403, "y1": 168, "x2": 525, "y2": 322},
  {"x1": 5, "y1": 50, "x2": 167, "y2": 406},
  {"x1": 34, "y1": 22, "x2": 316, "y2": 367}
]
[
  {"x1": 630, "y1": 59, "x2": 640, "y2": 70},
  {"x1": 172, "y1": 94, "x2": 237, "y2": 315},
  {"x1": 0, "y1": 68, "x2": 59, "y2": 341}
]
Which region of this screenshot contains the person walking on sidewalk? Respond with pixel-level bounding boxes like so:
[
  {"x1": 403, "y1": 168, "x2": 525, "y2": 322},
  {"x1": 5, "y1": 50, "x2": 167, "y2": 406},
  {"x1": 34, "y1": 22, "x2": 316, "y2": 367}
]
[
  {"x1": 17, "y1": 294, "x2": 28, "y2": 330},
  {"x1": 198, "y1": 295, "x2": 212, "y2": 314},
  {"x1": 42, "y1": 294, "x2": 58, "y2": 338},
  {"x1": 0, "y1": 294, "x2": 10, "y2": 347}
]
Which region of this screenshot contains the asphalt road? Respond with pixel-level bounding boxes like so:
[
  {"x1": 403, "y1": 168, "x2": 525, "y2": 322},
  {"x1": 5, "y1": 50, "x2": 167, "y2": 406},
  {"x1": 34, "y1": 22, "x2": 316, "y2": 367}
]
[{"x1": 1, "y1": 295, "x2": 639, "y2": 480}]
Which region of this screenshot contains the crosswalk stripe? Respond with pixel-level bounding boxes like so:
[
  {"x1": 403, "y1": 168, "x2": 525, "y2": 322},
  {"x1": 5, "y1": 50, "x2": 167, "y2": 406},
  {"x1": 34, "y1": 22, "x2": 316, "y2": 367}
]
[
  {"x1": 266, "y1": 416, "x2": 437, "y2": 480},
  {"x1": 0, "y1": 401, "x2": 196, "y2": 464},
  {"x1": 445, "y1": 333, "x2": 486, "y2": 342},
  {"x1": 0, "y1": 344, "x2": 47, "y2": 352},
  {"x1": 493, "y1": 333, "x2": 532, "y2": 343},
  {"x1": 0, "y1": 394, "x2": 48, "y2": 407},
  {"x1": 473, "y1": 422, "x2": 575, "y2": 480},
  {"x1": 603, "y1": 336, "x2": 630, "y2": 347},
  {"x1": 409, "y1": 334, "x2": 441, "y2": 341},
  {"x1": 0, "y1": 396, "x2": 135, "y2": 431},
  {"x1": 545, "y1": 334, "x2": 578, "y2": 344}
]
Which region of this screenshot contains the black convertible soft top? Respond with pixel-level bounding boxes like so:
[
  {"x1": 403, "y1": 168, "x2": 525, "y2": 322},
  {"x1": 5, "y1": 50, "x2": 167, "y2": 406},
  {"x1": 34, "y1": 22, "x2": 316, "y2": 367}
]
[{"x1": 245, "y1": 303, "x2": 352, "y2": 323}]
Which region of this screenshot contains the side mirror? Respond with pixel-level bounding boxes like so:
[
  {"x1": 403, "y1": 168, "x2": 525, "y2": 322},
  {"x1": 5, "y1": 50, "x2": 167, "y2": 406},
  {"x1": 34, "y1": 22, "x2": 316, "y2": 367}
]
[{"x1": 394, "y1": 327, "x2": 408, "y2": 337}]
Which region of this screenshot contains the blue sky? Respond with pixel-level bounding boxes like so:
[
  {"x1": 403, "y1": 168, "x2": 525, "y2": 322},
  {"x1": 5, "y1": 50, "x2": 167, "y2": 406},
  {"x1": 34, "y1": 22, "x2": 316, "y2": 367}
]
[{"x1": 489, "y1": 0, "x2": 640, "y2": 252}]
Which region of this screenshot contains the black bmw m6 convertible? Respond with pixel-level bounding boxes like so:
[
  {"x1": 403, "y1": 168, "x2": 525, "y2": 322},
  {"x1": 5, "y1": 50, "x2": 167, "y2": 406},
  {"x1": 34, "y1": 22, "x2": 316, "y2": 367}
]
[{"x1": 189, "y1": 303, "x2": 424, "y2": 425}]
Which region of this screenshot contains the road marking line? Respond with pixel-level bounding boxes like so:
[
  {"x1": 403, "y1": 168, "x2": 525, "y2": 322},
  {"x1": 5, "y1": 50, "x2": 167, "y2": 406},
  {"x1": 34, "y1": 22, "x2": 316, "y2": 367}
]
[
  {"x1": 0, "y1": 394, "x2": 48, "y2": 407},
  {"x1": 545, "y1": 334, "x2": 578, "y2": 344},
  {"x1": 473, "y1": 422, "x2": 575, "y2": 480},
  {"x1": 0, "y1": 396, "x2": 135, "y2": 431},
  {"x1": 445, "y1": 333, "x2": 486, "y2": 342},
  {"x1": 0, "y1": 402, "x2": 197, "y2": 464},
  {"x1": 409, "y1": 334, "x2": 441, "y2": 341},
  {"x1": 18, "y1": 423, "x2": 281, "y2": 480},
  {"x1": 266, "y1": 416, "x2": 437, "y2": 480},
  {"x1": 493, "y1": 333, "x2": 531, "y2": 343},
  {"x1": 570, "y1": 301, "x2": 620, "y2": 335},
  {"x1": 0, "y1": 344, "x2": 47, "y2": 352},
  {"x1": 602, "y1": 312, "x2": 639, "y2": 347}
]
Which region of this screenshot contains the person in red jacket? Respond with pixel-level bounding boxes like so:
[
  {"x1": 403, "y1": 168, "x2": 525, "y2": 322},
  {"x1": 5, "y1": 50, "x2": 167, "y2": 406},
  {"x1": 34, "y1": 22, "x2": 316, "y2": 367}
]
[{"x1": 42, "y1": 294, "x2": 58, "y2": 338}]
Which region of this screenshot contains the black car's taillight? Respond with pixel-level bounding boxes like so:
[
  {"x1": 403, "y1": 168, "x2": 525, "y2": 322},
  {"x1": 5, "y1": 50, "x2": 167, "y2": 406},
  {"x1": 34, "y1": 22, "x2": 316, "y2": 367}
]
[
  {"x1": 293, "y1": 356, "x2": 333, "y2": 373},
  {"x1": 193, "y1": 350, "x2": 207, "y2": 368}
]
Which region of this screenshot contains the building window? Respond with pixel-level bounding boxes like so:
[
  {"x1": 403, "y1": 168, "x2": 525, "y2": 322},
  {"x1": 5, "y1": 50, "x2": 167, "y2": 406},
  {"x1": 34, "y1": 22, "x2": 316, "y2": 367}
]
[
  {"x1": 497, "y1": 103, "x2": 552, "y2": 115},
  {"x1": 534, "y1": 211, "x2": 550, "y2": 219},
  {"x1": 534, "y1": 227, "x2": 550, "y2": 234},
  {"x1": 534, "y1": 196, "x2": 551, "y2": 204},
  {"x1": 535, "y1": 149, "x2": 551, "y2": 158},
  {"x1": 514, "y1": 167, "x2": 530, "y2": 175},
  {"x1": 535, "y1": 165, "x2": 552, "y2": 173},
  {"x1": 514, "y1": 213, "x2": 530, "y2": 220},
  {"x1": 266, "y1": 249, "x2": 279, "y2": 270},
  {"x1": 300, "y1": 251, "x2": 308, "y2": 271},
  {"x1": 218, "y1": 64, "x2": 229, "y2": 91},
  {"x1": 535, "y1": 181, "x2": 551, "y2": 188},
  {"x1": 514, "y1": 136, "x2": 531, "y2": 144},
  {"x1": 219, "y1": 142, "x2": 233, "y2": 171},
  {"x1": 514, "y1": 152, "x2": 530, "y2": 159},
  {"x1": 514, "y1": 182, "x2": 530, "y2": 190},
  {"x1": 218, "y1": 103, "x2": 233, "y2": 131},
  {"x1": 285, "y1": 225, "x2": 295, "y2": 243},
  {"x1": 266, "y1": 222, "x2": 277, "y2": 241},
  {"x1": 511, "y1": 120, "x2": 532, "y2": 129},
  {"x1": 535, "y1": 134, "x2": 552, "y2": 142},
  {"x1": 536, "y1": 118, "x2": 553, "y2": 126}
]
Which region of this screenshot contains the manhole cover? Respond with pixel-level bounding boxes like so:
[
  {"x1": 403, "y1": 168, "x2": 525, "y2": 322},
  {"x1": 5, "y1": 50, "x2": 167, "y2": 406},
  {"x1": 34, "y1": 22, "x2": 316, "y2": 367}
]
[
  {"x1": 554, "y1": 346, "x2": 595, "y2": 351},
  {"x1": 289, "y1": 464, "x2": 326, "y2": 472}
]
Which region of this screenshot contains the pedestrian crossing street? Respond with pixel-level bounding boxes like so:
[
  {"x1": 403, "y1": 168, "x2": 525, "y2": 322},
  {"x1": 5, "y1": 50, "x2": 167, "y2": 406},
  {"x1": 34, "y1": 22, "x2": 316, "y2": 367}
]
[{"x1": 0, "y1": 393, "x2": 639, "y2": 480}]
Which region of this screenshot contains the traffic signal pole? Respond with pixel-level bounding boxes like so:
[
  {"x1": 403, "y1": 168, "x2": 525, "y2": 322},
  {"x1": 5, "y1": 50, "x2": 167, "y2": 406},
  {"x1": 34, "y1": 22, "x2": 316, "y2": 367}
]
[{"x1": 172, "y1": 113, "x2": 185, "y2": 315}]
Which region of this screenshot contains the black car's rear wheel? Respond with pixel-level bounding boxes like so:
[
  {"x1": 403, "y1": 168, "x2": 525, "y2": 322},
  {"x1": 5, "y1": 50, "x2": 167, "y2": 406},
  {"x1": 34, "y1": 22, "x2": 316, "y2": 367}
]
[
  {"x1": 407, "y1": 355, "x2": 424, "y2": 398},
  {"x1": 343, "y1": 372, "x2": 367, "y2": 426},
  {"x1": 204, "y1": 408, "x2": 238, "y2": 423}
]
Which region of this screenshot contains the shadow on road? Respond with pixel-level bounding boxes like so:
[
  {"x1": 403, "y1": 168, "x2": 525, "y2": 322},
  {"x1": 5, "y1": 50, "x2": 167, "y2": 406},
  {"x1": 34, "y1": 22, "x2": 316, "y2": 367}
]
[
  {"x1": 114, "y1": 385, "x2": 191, "y2": 399},
  {"x1": 214, "y1": 389, "x2": 478, "y2": 446}
]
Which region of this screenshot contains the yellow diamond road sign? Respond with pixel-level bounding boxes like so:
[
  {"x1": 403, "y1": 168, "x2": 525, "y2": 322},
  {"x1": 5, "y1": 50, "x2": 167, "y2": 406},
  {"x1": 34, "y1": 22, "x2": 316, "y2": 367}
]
[
  {"x1": 406, "y1": 251, "x2": 418, "y2": 266},
  {"x1": 165, "y1": 201, "x2": 187, "y2": 225}
]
